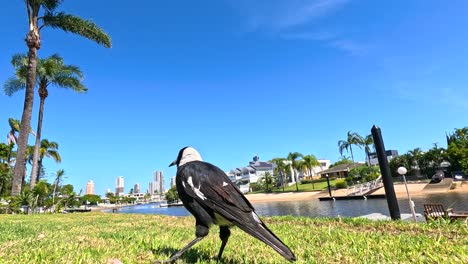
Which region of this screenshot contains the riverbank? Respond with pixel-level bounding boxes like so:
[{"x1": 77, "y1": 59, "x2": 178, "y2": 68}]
[
  {"x1": 245, "y1": 181, "x2": 468, "y2": 203},
  {"x1": 0, "y1": 213, "x2": 466, "y2": 263}
]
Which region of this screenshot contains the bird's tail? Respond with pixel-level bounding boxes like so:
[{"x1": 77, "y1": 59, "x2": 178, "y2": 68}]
[{"x1": 234, "y1": 213, "x2": 296, "y2": 262}]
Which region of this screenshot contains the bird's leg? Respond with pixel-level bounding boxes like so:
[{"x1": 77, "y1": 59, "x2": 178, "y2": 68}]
[
  {"x1": 154, "y1": 236, "x2": 204, "y2": 264},
  {"x1": 155, "y1": 224, "x2": 209, "y2": 264},
  {"x1": 217, "y1": 226, "x2": 231, "y2": 261}
]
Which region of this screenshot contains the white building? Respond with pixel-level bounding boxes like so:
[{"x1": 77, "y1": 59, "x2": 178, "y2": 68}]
[{"x1": 227, "y1": 155, "x2": 275, "y2": 193}]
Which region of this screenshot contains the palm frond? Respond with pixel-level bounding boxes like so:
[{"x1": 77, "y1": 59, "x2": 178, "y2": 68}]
[
  {"x1": 42, "y1": 12, "x2": 112, "y2": 48},
  {"x1": 41, "y1": 0, "x2": 62, "y2": 12},
  {"x1": 3, "y1": 78, "x2": 26, "y2": 96}
]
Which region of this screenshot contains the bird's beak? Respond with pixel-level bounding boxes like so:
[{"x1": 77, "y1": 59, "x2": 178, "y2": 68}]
[{"x1": 169, "y1": 160, "x2": 176, "y2": 167}]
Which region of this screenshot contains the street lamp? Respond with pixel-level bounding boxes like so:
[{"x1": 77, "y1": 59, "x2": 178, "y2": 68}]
[
  {"x1": 325, "y1": 174, "x2": 332, "y2": 197},
  {"x1": 397, "y1": 167, "x2": 417, "y2": 222}
]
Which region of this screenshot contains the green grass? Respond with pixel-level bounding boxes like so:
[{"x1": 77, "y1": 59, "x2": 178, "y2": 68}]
[
  {"x1": 0, "y1": 213, "x2": 467, "y2": 263},
  {"x1": 257, "y1": 180, "x2": 337, "y2": 193}
]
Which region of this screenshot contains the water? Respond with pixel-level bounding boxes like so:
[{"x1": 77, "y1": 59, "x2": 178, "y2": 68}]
[{"x1": 111, "y1": 192, "x2": 468, "y2": 218}]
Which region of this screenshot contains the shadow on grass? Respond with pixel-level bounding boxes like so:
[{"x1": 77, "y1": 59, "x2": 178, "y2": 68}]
[{"x1": 152, "y1": 246, "x2": 238, "y2": 264}]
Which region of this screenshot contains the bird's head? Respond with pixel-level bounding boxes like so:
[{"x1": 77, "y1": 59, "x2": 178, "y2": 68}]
[{"x1": 169, "y1": 146, "x2": 203, "y2": 167}]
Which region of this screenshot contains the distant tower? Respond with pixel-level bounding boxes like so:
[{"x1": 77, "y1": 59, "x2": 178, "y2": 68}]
[
  {"x1": 115, "y1": 176, "x2": 124, "y2": 196},
  {"x1": 85, "y1": 180, "x2": 94, "y2": 195},
  {"x1": 134, "y1": 183, "x2": 140, "y2": 194},
  {"x1": 153, "y1": 170, "x2": 165, "y2": 194},
  {"x1": 170, "y1": 176, "x2": 176, "y2": 188}
]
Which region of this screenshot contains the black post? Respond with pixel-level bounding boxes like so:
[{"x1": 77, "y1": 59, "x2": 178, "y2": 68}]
[
  {"x1": 325, "y1": 174, "x2": 332, "y2": 197},
  {"x1": 371, "y1": 125, "x2": 401, "y2": 220}
]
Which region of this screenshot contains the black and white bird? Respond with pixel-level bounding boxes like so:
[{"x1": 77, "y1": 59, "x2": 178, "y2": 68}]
[{"x1": 156, "y1": 146, "x2": 296, "y2": 263}]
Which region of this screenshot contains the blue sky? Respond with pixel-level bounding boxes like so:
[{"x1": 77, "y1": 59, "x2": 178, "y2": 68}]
[{"x1": 1, "y1": 0, "x2": 467, "y2": 195}]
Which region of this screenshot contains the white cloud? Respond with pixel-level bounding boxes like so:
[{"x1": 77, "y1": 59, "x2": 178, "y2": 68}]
[{"x1": 228, "y1": 0, "x2": 350, "y2": 32}]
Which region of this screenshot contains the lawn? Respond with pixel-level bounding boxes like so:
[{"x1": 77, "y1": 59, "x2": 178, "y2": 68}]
[
  {"x1": 0, "y1": 213, "x2": 466, "y2": 263},
  {"x1": 250, "y1": 180, "x2": 337, "y2": 193}
]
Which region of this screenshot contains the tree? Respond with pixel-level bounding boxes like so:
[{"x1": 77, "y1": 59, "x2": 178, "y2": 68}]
[
  {"x1": 5, "y1": 118, "x2": 35, "y2": 165},
  {"x1": 32, "y1": 179, "x2": 51, "y2": 209},
  {"x1": 446, "y1": 127, "x2": 468, "y2": 174},
  {"x1": 329, "y1": 156, "x2": 353, "y2": 168},
  {"x1": 338, "y1": 131, "x2": 363, "y2": 162},
  {"x1": 80, "y1": 194, "x2": 101, "y2": 205},
  {"x1": 5, "y1": 54, "x2": 86, "y2": 189},
  {"x1": 362, "y1": 134, "x2": 374, "y2": 165},
  {"x1": 287, "y1": 152, "x2": 303, "y2": 192},
  {"x1": 52, "y1": 169, "x2": 65, "y2": 206},
  {"x1": 261, "y1": 172, "x2": 274, "y2": 193},
  {"x1": 271, "y1": 158, "x2": 288, "y2": 192},
  {"x1": 301, "y1": 155, "x2": 320, "y2": 177},
  {"x1": 29, "y1": 139, "x2": 61, "y2": 183},
  {"x1": 165, "y1": 186, "x2": 179, "y2": 203},
  {"x1": 10, "y1": 1, "x2": 111, "y2": 196},
  {"x1": 301, "y1": 154, "x2": 320, "y2": 189}
]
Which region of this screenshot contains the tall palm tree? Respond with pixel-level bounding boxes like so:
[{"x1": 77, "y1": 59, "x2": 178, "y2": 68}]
[
  {"x1": 27, "y1": 139, "x2": 61, "y2": 184},
  {"x1": 5, "y1": 54, "x2": 85, "y2": 189},
  {"x1": 338, "y1": 131, "x2": 363, "y2": 162},
  {"x1": 362, "y1": 134, "x2": 374, "y2": 166},
  {"x1": 10, "y1": 0, "x2": 111, "y2": 196},
  {"x1": 52, "y1": 169, "x2": 65, "y2": 207},
  {"x1": 271, "y1": 158, "x2": 288, "y2": 192},
  {"x1": 301, "y1": 154, "x2": 320, "y2": 177},
  {"x1": 287, "y1": 152, "x2": 303, "y2": 192}
]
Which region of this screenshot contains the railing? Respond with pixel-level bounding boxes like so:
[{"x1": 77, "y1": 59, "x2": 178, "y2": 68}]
[{"x1": 346, "y1": 177, "x2": 383, "y2": 196}]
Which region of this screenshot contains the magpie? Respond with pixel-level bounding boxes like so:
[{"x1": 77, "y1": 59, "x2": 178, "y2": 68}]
[{"x1": 155, "y1": 146, "x2": 296, "y2": 263}]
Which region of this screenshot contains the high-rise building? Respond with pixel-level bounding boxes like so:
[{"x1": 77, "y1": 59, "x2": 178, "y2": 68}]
[
  {"x1": 85, "y1": 180, "x2": 94, "y2": 195},
  {"x1": 115, "y1": 176, "x2": 124, "y2": 196},
  {"x1": 134, "y1": 183, "x2": 140, "y2": 194},
  {"x1": 154, "y1": 170, "x2": 165, "y2": 194},
  {"x1": 170, "y1": 176, "x2": 176, "y2": 188}
]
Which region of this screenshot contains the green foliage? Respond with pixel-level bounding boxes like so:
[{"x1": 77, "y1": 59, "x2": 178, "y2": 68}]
[
  {"x1": 446, "y1": 127, "x2": 468, "y2": 175},
  {"x1": 0, "y1": 214, "x2": 466, "y2": 263},
  {"x1": 165, "y1": 186, "x2": 179, "y2": 203},
  {"x1": 334, "y1": 179, "x2": 348, "y2": 189},
  {"x1": 80, "y1": 194, "x2": 102, "y2": 205},
  {"x1": 259, "y1": 172, "x2": 275, "y2": 193},
  {"x1": 329, "y1": 156, "x2": 353, "y2": 168},
  {"x1": 347, "y1": 165, "x2": 381, "y2": 184}
]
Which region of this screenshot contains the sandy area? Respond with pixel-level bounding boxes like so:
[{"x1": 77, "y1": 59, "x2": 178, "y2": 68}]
[{"x1": 245, "y1": 181, "x2": 468, "y2": 203}]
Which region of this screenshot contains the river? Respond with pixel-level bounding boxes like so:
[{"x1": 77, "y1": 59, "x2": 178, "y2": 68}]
[{"x1": 110, "y1": 192, "x2": 468, "y2": 218}]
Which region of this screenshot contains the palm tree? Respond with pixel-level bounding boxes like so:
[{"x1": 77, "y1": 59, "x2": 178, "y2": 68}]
[
  {"x1": 362, "y1": 134, "x2": 374, "y2": 166},
  {"x1": 5, "y1": 54, "x2": 85, "y2": 189},
  {"x1": 30, "y1": 139, "x2": 61, "y2": 184},
  {"x1": 262, "y1": 172, "x2": 274, "y2": 193},
  {"x1": 271, "y1": 158, "x2": 288, "y2": 192},
  {"x1": 301, "y1": 154, "x2": 320, "y2": 177},
  {"x1": 301, "y1": 154, "x2": 320, "y2": 190},
  {"x1": 10, "y1": 1, "x2": 111, "y2": 196},
  {"x1": 338, "y1": 131, "x2": 363, "y2": 162},
  {"x1": 52, "y1": 169, "x2": 65, "y2": 207},
  {"x1": 287, "y1": 152, "x2": 303, "y2": 192},
  {"x1": 5, "y1": 118, "x2": 35, "y2": 165}
]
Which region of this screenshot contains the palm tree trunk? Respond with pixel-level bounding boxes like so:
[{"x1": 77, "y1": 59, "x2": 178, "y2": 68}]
[
  {"x1": 12, "y1": 29, "x2": 40, "y2": 196},
  {"x1": 36, "y1": 160, "x2": 43, "y2": 184},
  {"x1": 30, "y1": 87, "x2": 47, "y2": 189},
  {"x1": 350, "y1": 146, "x2": 355, "y2": 163}
]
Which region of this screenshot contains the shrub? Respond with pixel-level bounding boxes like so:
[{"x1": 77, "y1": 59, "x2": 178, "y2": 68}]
[{"x1": 335, "y1": 179, "x2": 348, "y2": 189}]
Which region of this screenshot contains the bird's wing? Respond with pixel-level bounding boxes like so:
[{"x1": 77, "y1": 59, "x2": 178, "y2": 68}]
[{"x1": 178, "y1": 161, "x2": 253, "y2": 214}]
